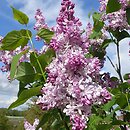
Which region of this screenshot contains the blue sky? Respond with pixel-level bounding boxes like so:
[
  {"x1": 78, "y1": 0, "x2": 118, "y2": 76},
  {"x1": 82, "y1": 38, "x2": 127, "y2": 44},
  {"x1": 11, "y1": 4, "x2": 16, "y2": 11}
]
[
  {"x1": 0, "y1": 0, "x2": 130, "y2": 109},
  {"x1": 0, "y1": 1, "x2": 22, "y2": 35},
  {"x1": 0, "y1": 0, "x2": 99, "y2": 35}
]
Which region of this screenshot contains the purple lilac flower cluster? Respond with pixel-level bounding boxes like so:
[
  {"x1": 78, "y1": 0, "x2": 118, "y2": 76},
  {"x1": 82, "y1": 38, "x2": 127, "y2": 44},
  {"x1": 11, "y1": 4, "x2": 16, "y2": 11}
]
[
  {"x1": 33, "y1": 9, "x2": 49, "y2": 53},
  {"x1": 34, "y1": 9, "x2": 48, "y2": 31},
  {"x1": 34, "y1": 9, "x2": 48, "y2": 41},
  {"x1": 50, "y1": 0, "x2": 84, "y2": 51},
  {"x1": 33, "y1": 0, "x2": 112, "y2": 129},
  {"x1": 99, "y1": 0, "x2": 130, "y2": 30}
]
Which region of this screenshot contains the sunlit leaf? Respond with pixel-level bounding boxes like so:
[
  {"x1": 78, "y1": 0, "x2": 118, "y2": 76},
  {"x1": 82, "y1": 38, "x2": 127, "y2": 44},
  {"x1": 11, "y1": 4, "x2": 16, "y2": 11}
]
[
  {"x1": 37, "y1": 28, "x2": 54, "y2": 43},
  {"x1": 90, "y1": 12, "x2": 104, "y2": 39},
  {"x1": 101, "y1": 39, "x2": 112, "y2": 49},
  {"x1": 106, "y1": 0, "x2": 121, "y2": 14},
  {"x1": 102, "y1": 97, "x2": 116, "y2": 111},
  {"x1": 10, "y1": 49, "x2": 29, "y2": 80},
  {"x1": 15, "y1": 62, "x2": 40, "y2": 84},
  {"x1": 11, "y1": 6, "x2": 29, "y2": 25},
  {"x1": 1, "y1": 29, "x2": 32, "y2": 50},
  {"x1": 30, "y1": 48, "x2": 55, "y2": 74}
]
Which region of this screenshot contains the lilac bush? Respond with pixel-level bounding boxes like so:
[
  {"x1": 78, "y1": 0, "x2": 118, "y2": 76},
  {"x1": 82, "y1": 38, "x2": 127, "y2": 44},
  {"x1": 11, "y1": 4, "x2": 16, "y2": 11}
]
[{"x1": 0, "y1": 0, "x2": 130, "y2": 130}]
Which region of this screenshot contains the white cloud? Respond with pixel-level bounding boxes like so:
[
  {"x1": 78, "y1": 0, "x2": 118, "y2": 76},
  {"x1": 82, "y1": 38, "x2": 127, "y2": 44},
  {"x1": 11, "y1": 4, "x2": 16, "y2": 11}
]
[
  {"x1": 0, "y1": 72, "x2": 29, "y2": 109},
  {"x1": 0, "y1": 95, "x2": 17, "y2": 108},
  {"x1": 0, "y1": 72, "x2": 19, "y2": 108},
  {"x1": 0, "y1": 72, "x2": 18, "y2": 96}
]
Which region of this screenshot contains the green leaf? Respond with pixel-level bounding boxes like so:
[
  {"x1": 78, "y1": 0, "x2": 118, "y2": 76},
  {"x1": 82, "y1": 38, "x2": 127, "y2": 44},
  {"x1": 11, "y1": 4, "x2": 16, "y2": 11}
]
[
  {"x1": 37, "y1": 28, "x2": 54, "y2": 43},
  {"x1": 115, "y1": 93, "x2": 128, "y2": 109},
  {"x1": 123, "y1": 73, "x2": 130, "y2": 80},
  {"x1": 88, "y1": 12, "x2": 92, "y2": 19},
  {"x1": 90, "y1": 12, "x2": 104, "y2": 39},
  {"x1": 101, "y1": 39, "x2": 112, "y2": 49},
  {"x1": 89, "y1": 31, "x2": 102, "y2": 39},
  {"x1": 87, "y1": 114, "x2": 102, "y2": 130},
  {"x1": 92, "y1": 12, "x2": 102, "y2": 22},
  {"x1": 1, "y1": 29, "x2": 32, "y2": 50},
  {"x1": 124, "y1": 112, "x2": 130, "y2": 122},
  {"x1": 119, "y1": 82, "x2": 130, "y2": 92},
  {"x1": 110, "y1": 87, "x2": 120, "y2": 95},
  {"x1": 10, "y1": 49, "x2": 29, "y2": 80},
  {"x1": 30, "y1": 52, "x2": 47, "y2": 74},
  {"x1": 103, "y1": 111, "x2": 115, "y2": 122},
  {"x1": 42, "y1": 48, "x2": 56, "y2": 64},
  {"x1": 20, "y1": 29, "x2": 32, "y2": 48},
  {"x1": 96, "y1": 124, "x2": 112, "y2": 130},
  {"x1": 17, "y1": 82, "x2": 27, "y2": 97},
  {"x1": 36, "y1": 109, "x2": 59, "y2": 130},
  {"x1": 93, "y1": 21, "x2": 104, "y2": 32},
  {"x1": 92, "y1": 13, "x2": 104, "y2": 31},
  {"x1": 8, "y1": 86, "x2": 42, "y2": 109},
  {"x1": 106, "y1": 0, "x2": 121, "y2": 14},
  {"x1": 89, "y1": 45, "x2": 106, "y2": 59},
  {"x1": 114, "y1": 127, "x2": 121, "y2": 130},
  {"x1": 36, "y1": 112, "x2": 51, "y2": 130},
  {"x1": 111, "y1": 120, "x2": 126, "y2": 125},
  {"x1": 11, "y1": 6, "x2": 29, "y2": 25},
  {"x1": 85, "y1": 53, "x2": 93, "y2": 58},
  {"x1": 51, "y1": 119, "x2": 63, "y2": 130},
  {"x1": 117, "y1": 30, "x2": 130, "y2": 42},
  {"x1": 110, "y1": 30, "x2": 130, "y2": 42},
  {"x1": 30, "y1": 48, "x2": 55, "y2": 73},
  {"x1": 102, "y1": 96, "x2": 116, "y2": 111},
  {"x1": 110, "y1": 77, "x2": 119, "y2": 82},
  {"x1": 126, "y1": 7, "x2": 130, "y2": 25},
  {"x1": 10, "y1": 53, "x2": 23, "y2": 80},
  {"x1": 15, "y1": 62, "x2": 39, "y2": 84},
  {"x1": 30, "y1": 52, "x2": 40, "y2": 72}
]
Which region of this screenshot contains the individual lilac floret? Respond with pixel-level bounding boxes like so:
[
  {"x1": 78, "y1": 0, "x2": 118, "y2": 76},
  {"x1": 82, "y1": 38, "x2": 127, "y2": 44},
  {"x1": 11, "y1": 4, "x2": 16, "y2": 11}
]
[{"x1": 24, "y1": 118, "x2": 42, "y2": 130}]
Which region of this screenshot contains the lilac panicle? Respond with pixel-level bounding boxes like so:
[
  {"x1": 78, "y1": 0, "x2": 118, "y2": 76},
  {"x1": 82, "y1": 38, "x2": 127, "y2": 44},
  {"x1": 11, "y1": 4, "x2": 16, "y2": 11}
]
[
  {"x1": 99, "y1": 0, "x2": 130, "y2": 30},
  {"x1": 36, "y1": 0, "x2": 112, "y2": 130},
  {"x1": 34, "y1": 9, "x2": 48, "y2": 42},
  {"x1": 34, "y1": 9, "x2": 48, "y2": 31}
]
